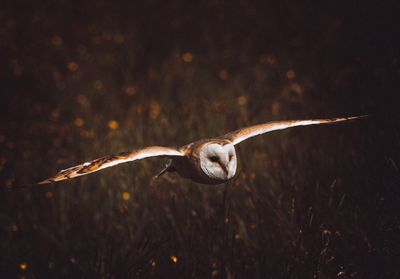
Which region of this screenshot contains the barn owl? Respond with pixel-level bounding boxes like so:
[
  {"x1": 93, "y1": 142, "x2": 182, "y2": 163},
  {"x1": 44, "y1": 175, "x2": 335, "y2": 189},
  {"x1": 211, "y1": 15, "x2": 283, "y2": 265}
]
[{"x1": 39, "y1": 116, "x2": 366, "y2": 185}]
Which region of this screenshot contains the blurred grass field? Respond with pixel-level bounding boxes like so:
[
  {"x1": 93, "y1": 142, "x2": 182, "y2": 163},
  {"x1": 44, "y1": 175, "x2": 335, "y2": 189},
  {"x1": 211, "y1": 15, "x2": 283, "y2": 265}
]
[{"x1": 1, "y1": 1, "x2": 399, "y2": 278}]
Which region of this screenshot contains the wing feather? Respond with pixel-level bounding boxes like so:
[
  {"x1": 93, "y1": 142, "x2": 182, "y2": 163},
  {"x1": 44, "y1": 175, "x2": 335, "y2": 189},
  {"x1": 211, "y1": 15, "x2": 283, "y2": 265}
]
[
  {"x1": 38, "y1": 146, "x2": 184, "y2": 184},
  {"x1": 222, "y1": 115, "x2": 367, "y2": 145}
]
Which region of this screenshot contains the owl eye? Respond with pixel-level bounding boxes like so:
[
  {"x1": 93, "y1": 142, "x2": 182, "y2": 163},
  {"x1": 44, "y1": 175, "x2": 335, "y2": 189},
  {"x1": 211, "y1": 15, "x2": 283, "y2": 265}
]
[{"x1": 209, "y1": 156, "x2": 219, "y2": 162}]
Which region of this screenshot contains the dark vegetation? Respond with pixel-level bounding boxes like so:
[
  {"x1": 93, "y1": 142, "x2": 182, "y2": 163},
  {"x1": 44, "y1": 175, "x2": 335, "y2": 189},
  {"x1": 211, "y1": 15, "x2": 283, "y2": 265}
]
[{"x1": 0, "y1": 1, "x2": 399, "y2": 278}]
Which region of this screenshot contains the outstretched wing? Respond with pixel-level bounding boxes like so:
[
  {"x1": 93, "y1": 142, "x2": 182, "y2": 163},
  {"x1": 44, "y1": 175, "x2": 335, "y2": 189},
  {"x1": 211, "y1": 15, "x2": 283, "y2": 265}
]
[
  {"x1": 38, "y1": 146, "x2": 184, "y2": 184},
  {"x1": 222, "y1": 115, "x2": 367, "y2": 145}
]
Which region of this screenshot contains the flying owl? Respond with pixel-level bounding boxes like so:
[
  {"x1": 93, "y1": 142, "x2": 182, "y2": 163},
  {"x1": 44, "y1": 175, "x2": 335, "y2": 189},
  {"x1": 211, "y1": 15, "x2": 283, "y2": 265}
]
[{"x1": 39, "y1": 116, "x2": 366, "y2": 185}]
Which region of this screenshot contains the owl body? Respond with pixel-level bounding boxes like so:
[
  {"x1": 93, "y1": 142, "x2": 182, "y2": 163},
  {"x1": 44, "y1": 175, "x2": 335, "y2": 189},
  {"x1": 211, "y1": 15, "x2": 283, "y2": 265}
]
[
  {"x1": 38, "y1": 116, "x2": 365, "y2": 185},
  {"x1": 164, "y1": 138, "x2": 237, "y2": 184}
]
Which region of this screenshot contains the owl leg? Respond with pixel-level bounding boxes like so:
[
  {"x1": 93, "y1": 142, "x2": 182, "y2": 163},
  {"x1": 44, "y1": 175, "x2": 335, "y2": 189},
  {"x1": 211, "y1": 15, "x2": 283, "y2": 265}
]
[{"x1": 155, "y1": 160, "x2": 175, "y2": 178}]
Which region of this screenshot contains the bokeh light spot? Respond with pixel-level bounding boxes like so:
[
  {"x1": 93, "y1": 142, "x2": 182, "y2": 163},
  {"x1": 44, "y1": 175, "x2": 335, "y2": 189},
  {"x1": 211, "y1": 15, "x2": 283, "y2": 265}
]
[
  {"x1": 218, "y1": 69, "x2": 229, "y2": 80},
  {"x1": 150, "y1": 101, "x2": 160, "y2": 119},
  {"x1": 76, "y1": 95, "x2": 87, "y2": 106},
  {"x1": 182, "y1": 52, "x2": 193, "y2": 63},
  {"x1": 45, "y1": 191, "x2": 53, "y2": 199},
  {"x1": 286, "y1": 70, "x2": 295, "y2": 79},
  {"x1": 19, "y1": 263, "x2": 28, "y2": 270},
  {"x1": 108, "y1": 120, "x2": 119, "y2": 130},
  {"x1": 237, "y1": 96, "x2": 247, "y2": 106},
  {"x1": 93, "y1": 80, "x2": 103, "y2": 90},
  {"x1": 291, "y1": 83, "x2": 302, "y2": 95},
  {"x1": 52, "y1": 71, "x2": 62, "y2": 81},
  {"x1": 67, "y1": 61, "x2": 79, "y2": 72},
  {"x1": 5, "y1": 179, "x2": 13, "y2": 188},
  {"x1": 11, "y1": 224, "x2": 18, "y2": 232},
  {"x1": 125, "y1": 86, "x2": 136, "y2": 96},
  {"x1": 74, "y1": 118, "x2": 84, "y2": 127},
  {"x1": 122, "y1": 192, "x2": 130, "y2": 201},
  {"x1": 170, "y1": 255, "x2": 178, "y2": 263},
  {"x1": 51, "y1": 35, "x2": 63, "y2": 47}
]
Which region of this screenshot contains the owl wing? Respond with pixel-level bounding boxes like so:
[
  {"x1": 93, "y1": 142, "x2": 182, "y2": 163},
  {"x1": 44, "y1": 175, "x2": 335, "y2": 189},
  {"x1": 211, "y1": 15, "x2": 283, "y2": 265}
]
[
  {"x1": 38, "y1": 146, "x2": 184, "y2": 184},
  {"x1": 222, "y1": 115, "x2": 367, "y2": 145}
]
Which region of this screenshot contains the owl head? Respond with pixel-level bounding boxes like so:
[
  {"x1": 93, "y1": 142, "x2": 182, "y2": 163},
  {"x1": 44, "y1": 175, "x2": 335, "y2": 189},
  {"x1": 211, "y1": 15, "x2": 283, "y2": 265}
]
[{"x1": 199, "y1": 142, "x2": 237, "y2": 181}]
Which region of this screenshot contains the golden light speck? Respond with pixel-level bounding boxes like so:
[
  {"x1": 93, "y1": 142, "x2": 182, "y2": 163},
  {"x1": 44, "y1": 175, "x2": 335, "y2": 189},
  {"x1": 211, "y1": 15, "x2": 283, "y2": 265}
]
[
  {"x1": 51, "y1": 35, "x2": 63, "y2": 47},
  {"x1": 150, "y1": 100, "x2": 161, "y2": 119},
  {"x1": 45, "y1": 191, "x2": 53, "y2": 199},
  {"x1": 67, "y1": 61, "x2": 79, "y2": 72},
  {"x1": 76, "y1": 95, "x2": 87, "y2": 106},
  {"x1": 234, "y1": 233, "x2": 240, "y2": 240},
  {"x1": 250, "y1": 223, "x2": 257, "y2": 230},
  {"x1": 70, "y1": 257, "x2": 76, "y2": 264},
  {"x1": 182, "y1": 52, "x2": 193, "y2": 63},
  {"x1": 5, "y1": 179, "x2": 13, "y2": 188},
  {"x1": 287, "y1": 70, "x2": 295, "y2": 79},
  {"x1": 122, "y1": 192, "x2": 130, "y2": 201},
  {"x1": 136, "y1": 106, "x2": 143, "y2": 114},
  {"x1": 170, "y1": 255, "x2": 178, "y2": 263},
  {"x1": 74, "y1": 117, "x2": 84, "y2": 127},
  {"x1": 271, "y1": 101, "x2": 281, "y2": 116},
  {"x1": 93, "y1": 80, "x2": 103, "y2": 90},
  {"x1": 150, "y1": 260, "x2": 156, "y2": 267},
  {"x1": 125, "y1": 86, "x2": 136, "y2": 96},
  {"x1": 19, "y1": 263, "x2": 28, "y2": 270},
  {"x1": 218, "y1": 69, "x2": 229, "y2": 80},
  {"x1": 237, "y1": 96, "x2": 247, "y2": 106},
  {"x1": 160, "y1": 116, "x2": 169, "y2": 125},
  {"x1": 108, "y1": 120, "x2": 119, "y2": 130},
  {"x1": 291, "y1": 83, "x2": 303, "y2": 95},
  {"x1": 11, "y1": 224, "x2": 18, "y2": 232},
  {"x1": 224, "y1": 218, "x2": 229, "y2": 224},
  {"x1": 52, "y1": 71, "x2": 62, "y2": 81},
  {"x1": 267, "y1": 56, "x2": 276, "y2": 64}
]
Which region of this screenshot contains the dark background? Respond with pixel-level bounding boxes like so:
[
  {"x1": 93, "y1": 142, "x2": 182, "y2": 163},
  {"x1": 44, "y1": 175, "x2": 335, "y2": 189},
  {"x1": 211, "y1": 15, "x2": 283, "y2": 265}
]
[{"x1": 1, "y1": 0, "x2": 399, "y2": 278}]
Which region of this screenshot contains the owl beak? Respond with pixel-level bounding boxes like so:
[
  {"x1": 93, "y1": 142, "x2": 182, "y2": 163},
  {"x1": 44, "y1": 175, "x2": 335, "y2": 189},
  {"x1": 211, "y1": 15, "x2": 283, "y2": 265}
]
[{"x1": 218, "y1": 162, "x2": 229, "y2": 179}]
